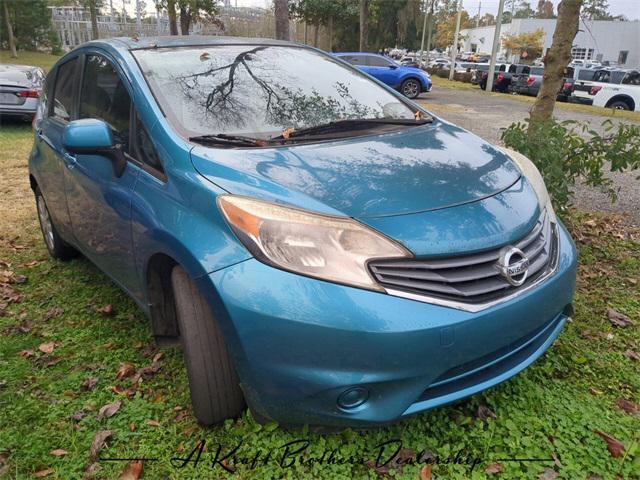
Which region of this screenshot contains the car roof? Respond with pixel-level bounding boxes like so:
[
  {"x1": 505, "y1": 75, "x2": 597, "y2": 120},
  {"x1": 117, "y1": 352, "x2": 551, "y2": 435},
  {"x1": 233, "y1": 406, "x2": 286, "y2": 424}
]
[
  {"x1": 334, "y1": 52, "x2": 385, "y2": 57},
  {"x1": 85, "y1": 35, "x2": 300, "y2": 51}
]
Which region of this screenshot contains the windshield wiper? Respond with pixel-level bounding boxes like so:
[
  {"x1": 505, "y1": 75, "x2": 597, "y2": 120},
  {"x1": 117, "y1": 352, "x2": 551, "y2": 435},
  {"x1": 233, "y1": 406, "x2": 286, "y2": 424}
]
[
  {"x1": 189, "y1": 133, "x2": 270, "y2": 148},
  {"x1": 269, "y1": 116, "x2": 432, "y2": 141}
]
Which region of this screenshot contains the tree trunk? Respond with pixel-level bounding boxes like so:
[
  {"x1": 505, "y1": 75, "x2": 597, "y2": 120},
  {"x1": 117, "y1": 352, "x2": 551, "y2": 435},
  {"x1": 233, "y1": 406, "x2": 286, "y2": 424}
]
[
  {"x1": 359, "y1": 0, "x2": 369, "y2": 52},
  {"x1": 274, "y1": 0, "x2": 289, "y2": 41},
  {"x1": 313, "y1": 23, "x2": 319, "y2": 47},
  {"x1": 179, "y1": 5, "x2": 190, "y2": 35},
  {"x1": 328, "y1": 15, "x2": 333, "y2": 52},
  {"x1": 3, "y1": 1, "x2": 17, "y2": 58},
  {"x1": 88, "y1": 0, "x2": 99, "y2": 40},
  {"x1": 529, "y1": 0, "x2": 582, "y2": 126},
  {"x1": 167, "y1": 0, "x2": 178, "y2": 35}
]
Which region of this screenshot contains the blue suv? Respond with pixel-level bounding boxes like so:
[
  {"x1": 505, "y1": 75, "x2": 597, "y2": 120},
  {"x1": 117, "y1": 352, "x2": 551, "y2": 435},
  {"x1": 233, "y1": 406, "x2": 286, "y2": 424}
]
[
  {"x1": 334, "y1": 52, "x2": 431, "y2": 98},
  {"x1": 30, "y1": 37, "x2": 576, "y2": 428}
]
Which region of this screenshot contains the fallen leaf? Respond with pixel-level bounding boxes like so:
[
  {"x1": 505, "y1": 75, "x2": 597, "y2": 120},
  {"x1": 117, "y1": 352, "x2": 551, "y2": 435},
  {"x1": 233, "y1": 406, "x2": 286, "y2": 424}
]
[
  {"x1": 538, "y1": 467, "x2": 558, "y2": 480},
  {"x1": 80, "y1": 377, "x2": 98, "y2": 392},
  {"x1": 485, "y1": 463, "x2": 502, "y2": 474},
  {"x1": 43, "y1": 307, "x2": 64, "y2": 322},
  {"x1": 199, "y1": 52, "x2": 210, "y2": 61},
  {"x1": 476, "y1": 405, "x2": 497, "y2": 421},
  {"x1": 607, "y1": 308, "x2": 633, "y2": 328},
  {"x1": 420, "y1": 464, "x2": 432, "y2": 480},
  {"x1": 589, "y1": 387, "x2": 604, "y2": 396},
  {"x1": 72, "y1": 410, "x2": 86, "y2": 421},
  {"x1": 50, "y1": 449, "x2": 68, "y2": 457},
  {"x1": 132, "y1": 361, "x2": 161, "y2": 382},
  {"x1": 96, "y1": 304, "x2": 114, "y2": 316},
  {"x1": 119, "y1": 460, "x2": 143, "y2": 480},
  {"x1": 38, "y1": 342, "x2": 56, "y2": 354},
  {"x1": 146, "y1": 420, "x2": 160, "y2": 427},
  {"x1": 24, "y1": 260, "x2": 41, "y2": 267},
  {"x1": 128, "y1": 422, "x2": 136, "y2": 432},
  {"x1": 595, "y1": 430, "x2": 625, "y2": 458},
  {"x1": 616, "y1": 398, "x2": 639, "y2": 415},
  {"x1": 33, "y1": 468, "x2": 54, "y2": 477},
  {"x1": 97, "y1": 401, "x2": 122, "y2": 420},
  {"x1": 622, "y1": 349, "x2": 639, "y2": 361},
  {"x1": 551, "y1": 452, "x2": 562, "y2": 468},
  {"x1": 90, "y1": 430, "x2": 112, "y2": 462},
  {"x1": 18, "y1": 349, "x2": 35, "y2": 358},
  {"x1": 152, "y1": 352, "x2": 164, "y2": 363},
  {"x1": 84, "y1": 462, "x2": 101, "y2": 478},
  {"x1": 116, "y1": 362, "x2": 136, "y2": 379}
]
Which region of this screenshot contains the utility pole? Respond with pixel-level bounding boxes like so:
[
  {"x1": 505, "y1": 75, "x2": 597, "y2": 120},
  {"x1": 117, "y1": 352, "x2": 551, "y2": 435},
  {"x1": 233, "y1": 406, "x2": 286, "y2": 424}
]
[
  {"x1": 476, "y1": 1, "x2": 481, "y2": 28},
  {"x1": 448, "y1": 0, "x2": 463, "y2": 81},
  {"x1": 425, "y1": 0, "x2": 435, "y2": 56},
  {"x1": 135, "y1": 0, "x2": 142, "y2": 31},
  {"x1": 486, "y1": 0, "x2": 506, "y2": 92},
  {"x1": 419, "y1": 0, "x2": 428, "y2": 66}
]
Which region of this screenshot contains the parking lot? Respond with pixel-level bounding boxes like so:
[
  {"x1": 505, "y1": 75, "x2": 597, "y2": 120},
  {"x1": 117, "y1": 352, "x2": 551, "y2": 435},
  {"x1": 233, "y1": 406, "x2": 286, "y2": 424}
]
[{"x1": 417, "y1": 87, "x2": 640, "y2": 226}]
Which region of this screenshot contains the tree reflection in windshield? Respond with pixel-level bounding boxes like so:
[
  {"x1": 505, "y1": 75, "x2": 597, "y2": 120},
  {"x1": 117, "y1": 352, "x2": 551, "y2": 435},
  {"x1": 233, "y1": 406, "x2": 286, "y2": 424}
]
[{"x1": 135, "y1": 45, "x2": 416, "y2": 138}]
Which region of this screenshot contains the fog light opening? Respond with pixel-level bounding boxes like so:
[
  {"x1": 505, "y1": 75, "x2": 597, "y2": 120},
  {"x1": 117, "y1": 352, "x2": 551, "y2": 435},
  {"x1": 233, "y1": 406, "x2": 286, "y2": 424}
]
[{"x1": 337, "y1": 387, "x2": 369, "y2": 410}]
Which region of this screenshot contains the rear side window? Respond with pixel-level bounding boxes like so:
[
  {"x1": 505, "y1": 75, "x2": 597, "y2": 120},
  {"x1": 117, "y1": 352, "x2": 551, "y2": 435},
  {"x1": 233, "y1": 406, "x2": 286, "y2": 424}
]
[
  {"x1": 51, "y1": 59, "x2": 78, "y2": 122},
  {"x1": 367, "y1": 56, "x2": 391, "y2": 67},
  {"x1": 79, "y1": 55, "x2": 132, "y2": 151}
]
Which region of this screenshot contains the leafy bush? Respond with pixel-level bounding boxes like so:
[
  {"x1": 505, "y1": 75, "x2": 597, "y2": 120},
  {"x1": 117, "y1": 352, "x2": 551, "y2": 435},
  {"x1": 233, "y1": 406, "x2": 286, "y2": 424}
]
[{"x1": 501, "y1": 119, "x2": 640, "y2": 212}]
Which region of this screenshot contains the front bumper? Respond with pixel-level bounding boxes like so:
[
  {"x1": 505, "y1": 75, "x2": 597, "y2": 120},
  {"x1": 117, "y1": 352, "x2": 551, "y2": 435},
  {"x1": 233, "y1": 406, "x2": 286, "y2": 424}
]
[{"x1": 203, "y1": 221, "x2": 577, "y2": 427}]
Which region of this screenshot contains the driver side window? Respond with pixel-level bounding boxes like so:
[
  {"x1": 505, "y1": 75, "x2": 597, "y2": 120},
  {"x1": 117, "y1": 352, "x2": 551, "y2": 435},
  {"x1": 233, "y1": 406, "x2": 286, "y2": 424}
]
[{"x1": 79, "y1": 54, "x2": 132, "y2": 152}]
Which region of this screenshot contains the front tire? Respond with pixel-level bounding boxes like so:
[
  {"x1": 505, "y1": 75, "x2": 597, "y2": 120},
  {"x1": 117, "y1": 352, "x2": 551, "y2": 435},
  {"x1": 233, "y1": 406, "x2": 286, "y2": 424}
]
[
  {"x1": 401, "y1": 78, "x2": 421, "y2": 99},
  {"x1": 171, "y1": 266, "x2": 245, "y2": 425},
  {"x1": 35, "y1": 187, "x2": 77, "y2": 260}
]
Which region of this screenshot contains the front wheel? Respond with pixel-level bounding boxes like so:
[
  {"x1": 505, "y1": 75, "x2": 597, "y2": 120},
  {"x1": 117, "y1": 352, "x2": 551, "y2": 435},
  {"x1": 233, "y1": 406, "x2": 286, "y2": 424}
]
[
  {"x1": 35, "y1": 187, "x2": 77, "y2": 260},
  {"x1": 171, "y1": 266, "x2": 246, "y2": 425},
  {"x1": 400, "y1": 79, "x2": 421, "y2": 99}
]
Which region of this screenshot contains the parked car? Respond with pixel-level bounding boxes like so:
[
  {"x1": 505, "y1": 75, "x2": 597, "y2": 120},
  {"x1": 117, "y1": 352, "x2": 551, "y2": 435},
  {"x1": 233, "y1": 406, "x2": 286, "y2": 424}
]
[
  {"x1": 478, "y1": 63, "x2": 509, "y2": 90},
  {"x1": 0, "y1": 64, "x2": 45, "y2": 121},
  {"x1": 334, "y1": 52, "x2": 431, "y2": 99},
  {"x1": 512, "y1": 66, "x2": 545, "y2": 96},
  {"x1": 31, "y1": 36, "x2": 577, "y2": 428},
  {"x1": 588, "y1": 71, "x2": 640, "y2": 110},
  {"x1": 571, "y1": 69, "x2": 636, "y2": 104}
]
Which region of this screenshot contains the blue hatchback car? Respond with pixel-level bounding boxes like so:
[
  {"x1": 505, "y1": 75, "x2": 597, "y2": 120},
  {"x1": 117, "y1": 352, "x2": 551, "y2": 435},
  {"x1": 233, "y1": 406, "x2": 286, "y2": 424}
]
[
  {"x1": 30, "y1": 36, "x2": 576, "y2": 428},
  {"x1": 334, "y1": 52, "x2": 431, "y2": 99}
]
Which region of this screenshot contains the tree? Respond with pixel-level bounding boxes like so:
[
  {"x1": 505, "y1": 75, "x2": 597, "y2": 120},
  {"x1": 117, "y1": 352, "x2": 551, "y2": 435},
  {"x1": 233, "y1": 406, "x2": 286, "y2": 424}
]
[
  {"x1": 274, "y1": 0, "x2": 290, "y2": 40},
  {"x1": 434, "y1": 9, "x2": 471, "y2": 49},
  {"x1": 536, "y1": 0, "x2": 555, "y2": 18},
  {"x1": 581, "y1": 0, "x2": 611, "y2": 19},
  {"x1": 502, "y1": 28, "x2": 544, "y2": 61},
  {"x1": 166, "y1": 0, "x2": 178, "y2": 34},
  {"x1": 529, "y1": 0, "x2": 582, "y2": 126},
  {"x1": 86, "y1": 0, "x2": 99, "y2": 39},
  {"x1": 177, "y1": 0, "x2": 219, "y2": 35},
  {"x1": 2, "y1": 0, "x2": 17, "y2": 57},
  {"x1": 359, "y1": 0, "x2": 369, "y2": 51}
]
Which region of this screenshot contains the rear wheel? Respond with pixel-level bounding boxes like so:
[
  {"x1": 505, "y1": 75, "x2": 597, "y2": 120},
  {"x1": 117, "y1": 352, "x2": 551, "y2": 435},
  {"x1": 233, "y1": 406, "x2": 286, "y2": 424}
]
[
  {"x1": 607, "y1": 100, "x2": 631, "y2": 111},
  {"x1": 35, "y1": 187, "x2": 77, "y2": 260},
  {"x1": 400, "y1": 79, "x2": 421, "y2": 99},
  {"x1": 171, "y1": 266, "x2": 245, "y2": 425}
]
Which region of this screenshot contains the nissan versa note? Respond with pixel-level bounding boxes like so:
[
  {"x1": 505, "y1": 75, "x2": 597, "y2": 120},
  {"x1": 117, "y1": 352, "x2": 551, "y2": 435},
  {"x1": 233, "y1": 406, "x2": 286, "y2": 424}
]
[{"x1": 29, "y1": 36, "x2": 577, "y2": 427}]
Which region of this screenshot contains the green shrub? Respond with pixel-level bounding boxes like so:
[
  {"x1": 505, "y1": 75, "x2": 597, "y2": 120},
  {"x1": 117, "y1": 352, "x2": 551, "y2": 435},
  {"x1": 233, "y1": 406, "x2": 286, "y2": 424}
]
[{"x1": 501, "y1": 119, "x2": 640, "y2": 212}]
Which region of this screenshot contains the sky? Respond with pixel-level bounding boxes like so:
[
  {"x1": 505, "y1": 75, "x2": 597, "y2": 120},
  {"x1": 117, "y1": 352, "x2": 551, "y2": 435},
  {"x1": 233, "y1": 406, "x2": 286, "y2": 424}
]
[
  {"x1": 230, "y1": 0, "x2": 640, "y2": 21},
  {"x1": 129, "y1": 0, "x2": 640, "y2": 21}
]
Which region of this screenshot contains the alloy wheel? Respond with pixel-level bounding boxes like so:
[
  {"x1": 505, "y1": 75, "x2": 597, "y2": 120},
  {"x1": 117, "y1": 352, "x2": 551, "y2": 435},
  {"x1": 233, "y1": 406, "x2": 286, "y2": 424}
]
[{"x1": 37, "y1": 195, "x2": 55, "y2": 252}]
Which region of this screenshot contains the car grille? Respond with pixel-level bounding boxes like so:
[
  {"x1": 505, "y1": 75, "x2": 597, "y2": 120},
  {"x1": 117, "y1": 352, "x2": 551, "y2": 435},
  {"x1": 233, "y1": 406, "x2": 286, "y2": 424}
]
[{"x1": 369, "y1": 210, "x2": 558, "y2": 307}]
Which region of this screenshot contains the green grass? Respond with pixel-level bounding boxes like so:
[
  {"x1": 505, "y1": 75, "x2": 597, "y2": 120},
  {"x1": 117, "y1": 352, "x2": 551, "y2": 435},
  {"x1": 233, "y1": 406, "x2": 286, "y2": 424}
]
[
  {"x1": 0, "y1": 123, "x2": 638, "y2": 479},
  {"x1": 429, "y1": 76, "x2": 640, "y2": 122},
  {"x1": 0, "y1": 50, "x2": 61, "y2": 73}
]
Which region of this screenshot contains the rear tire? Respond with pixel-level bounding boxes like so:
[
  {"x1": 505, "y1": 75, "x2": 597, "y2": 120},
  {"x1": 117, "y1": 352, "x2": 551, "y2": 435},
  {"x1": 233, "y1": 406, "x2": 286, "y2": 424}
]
[
  {"x1": 400, "y1": 79, "x2": 421, "y2": 99},
  {"x1": 35, "y1": 187, "x2": 77, "y2": 261},
  {"x1": 171, "y1": 266, "x2": 245, "y2": 425},
  {"x1": 607, "y1": 100, "x2": 631, "y2": 111}
]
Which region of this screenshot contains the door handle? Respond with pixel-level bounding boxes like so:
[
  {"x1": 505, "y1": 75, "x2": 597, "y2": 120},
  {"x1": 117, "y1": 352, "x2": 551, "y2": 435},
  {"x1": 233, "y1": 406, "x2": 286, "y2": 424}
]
[{"x1": 63, "y1": 152, "x2": 77, "y2": 169}]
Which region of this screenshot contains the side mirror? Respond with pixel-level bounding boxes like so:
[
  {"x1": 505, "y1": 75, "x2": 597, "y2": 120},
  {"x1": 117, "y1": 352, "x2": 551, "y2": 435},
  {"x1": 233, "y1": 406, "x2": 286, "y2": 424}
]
[{"x1": 63, "y1": 119, "x2": 126, "y2": 177}]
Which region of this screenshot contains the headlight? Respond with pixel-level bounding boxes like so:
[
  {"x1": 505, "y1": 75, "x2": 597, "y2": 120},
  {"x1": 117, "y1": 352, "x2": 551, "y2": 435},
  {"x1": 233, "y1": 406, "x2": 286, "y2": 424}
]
[
  {"x1": 218, "y1": 196, "x2": 411, "y2": 291},
  {"x1": 503, "y1": 147, "x2": 557, "y2": 223}
]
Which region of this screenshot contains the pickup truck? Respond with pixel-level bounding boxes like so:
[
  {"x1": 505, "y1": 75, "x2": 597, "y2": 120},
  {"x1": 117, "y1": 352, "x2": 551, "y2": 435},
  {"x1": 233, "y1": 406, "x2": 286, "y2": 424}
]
[{"x1": 591, "y1": 74, "x2": 640, "y2": 110}]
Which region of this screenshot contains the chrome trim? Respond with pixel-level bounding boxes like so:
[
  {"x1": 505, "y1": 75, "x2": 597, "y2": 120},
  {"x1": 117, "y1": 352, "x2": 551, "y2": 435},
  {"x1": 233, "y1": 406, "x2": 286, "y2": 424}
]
[{"x1": 384, "y1": 223, "x2": 560, "y2": 312}]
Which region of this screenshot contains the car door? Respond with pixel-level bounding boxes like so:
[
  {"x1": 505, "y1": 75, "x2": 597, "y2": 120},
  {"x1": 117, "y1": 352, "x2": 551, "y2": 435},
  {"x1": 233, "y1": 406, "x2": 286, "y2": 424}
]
[
  {"x1": 365, "y1": 56, "x2": 399, "y2": 87},
  {"x1": 63, "y1": 51, "x2": 140, "y2": 294},
  {"x1": 34, "y1": 57, "x2": 79, "y2": 242}
]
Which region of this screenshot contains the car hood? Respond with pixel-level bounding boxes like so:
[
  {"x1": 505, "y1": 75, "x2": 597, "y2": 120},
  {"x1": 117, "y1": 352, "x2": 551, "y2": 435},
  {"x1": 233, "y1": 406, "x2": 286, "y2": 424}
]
[{"x1": 190, "y1": 120, "x2": 521, "y2": 218}]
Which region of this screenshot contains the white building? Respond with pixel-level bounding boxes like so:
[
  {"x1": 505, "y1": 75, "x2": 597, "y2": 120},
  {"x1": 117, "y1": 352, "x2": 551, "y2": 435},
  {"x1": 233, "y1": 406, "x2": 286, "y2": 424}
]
[{"x1": 460, "y1": 18, "x2": 640, "y2": 67}]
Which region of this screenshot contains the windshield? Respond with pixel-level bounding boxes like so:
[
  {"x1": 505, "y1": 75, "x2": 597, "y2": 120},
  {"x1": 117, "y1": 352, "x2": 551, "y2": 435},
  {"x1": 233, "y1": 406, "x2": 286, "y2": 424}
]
[{"x1": 133, "y1": 45, "x2": 416, "y2": 138}]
